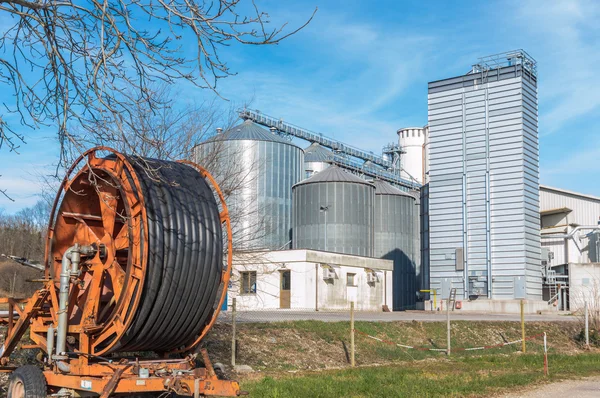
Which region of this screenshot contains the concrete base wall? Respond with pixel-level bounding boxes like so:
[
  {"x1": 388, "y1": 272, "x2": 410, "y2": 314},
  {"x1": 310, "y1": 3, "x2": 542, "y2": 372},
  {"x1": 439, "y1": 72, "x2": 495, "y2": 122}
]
[
  {"x1": 426, "y1": 299, "x2": 551, "y2": 314},
  {"x1": 568, "y1": 263, "x2": 600, "y2": 313}
]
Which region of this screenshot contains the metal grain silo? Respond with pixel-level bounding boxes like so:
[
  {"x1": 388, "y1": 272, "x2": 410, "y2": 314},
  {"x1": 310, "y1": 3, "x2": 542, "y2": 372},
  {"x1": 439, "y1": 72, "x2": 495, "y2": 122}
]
[
  {"x1": 193, "y1": 120, "x2": 304, "y2": 250},
  {"x1": 292, "y1": 166, "x2": 375, "y2": 256},
  {"x1": 373, "y1": 180, "x2": 420, "y2": 311},
  {"x1": 304, "y1": 143, "x2": 331, "y2": 178}
]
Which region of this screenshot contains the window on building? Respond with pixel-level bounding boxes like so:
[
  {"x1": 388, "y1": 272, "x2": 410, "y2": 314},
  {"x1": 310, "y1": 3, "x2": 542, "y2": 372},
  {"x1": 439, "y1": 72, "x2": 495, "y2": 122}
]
[
  {"x1": 347, "y1": 273, "x2": 356, "y2": 286},
  {"x1": 241, "y1": 271, "x2": 257, "y2": 294}
]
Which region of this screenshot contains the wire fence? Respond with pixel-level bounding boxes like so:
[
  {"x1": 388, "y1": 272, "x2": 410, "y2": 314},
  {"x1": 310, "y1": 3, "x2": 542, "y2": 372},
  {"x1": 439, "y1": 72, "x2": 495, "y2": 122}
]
[{"x1": 203, "y1": 300, "x2": 573, "y2": 374}]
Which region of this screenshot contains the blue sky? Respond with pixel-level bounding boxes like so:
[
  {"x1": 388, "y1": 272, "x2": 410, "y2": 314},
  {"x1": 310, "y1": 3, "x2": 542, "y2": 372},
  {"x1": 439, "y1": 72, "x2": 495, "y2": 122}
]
[{"x1": 1, "y1": 0, "x2": 599, "y2": 213}]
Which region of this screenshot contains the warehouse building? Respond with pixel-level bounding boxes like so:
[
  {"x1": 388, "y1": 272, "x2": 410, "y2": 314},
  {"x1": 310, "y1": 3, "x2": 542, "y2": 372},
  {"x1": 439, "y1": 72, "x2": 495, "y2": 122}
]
[{"x1": 540, "y1": 185, "x2": 600, "y2": 311}]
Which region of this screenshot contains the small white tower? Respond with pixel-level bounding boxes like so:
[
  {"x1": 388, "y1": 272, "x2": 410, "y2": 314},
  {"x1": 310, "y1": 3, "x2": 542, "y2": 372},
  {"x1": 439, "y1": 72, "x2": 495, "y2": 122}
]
[{"x1": 397, "y1": 126, "x2": 429, "y2": 184}]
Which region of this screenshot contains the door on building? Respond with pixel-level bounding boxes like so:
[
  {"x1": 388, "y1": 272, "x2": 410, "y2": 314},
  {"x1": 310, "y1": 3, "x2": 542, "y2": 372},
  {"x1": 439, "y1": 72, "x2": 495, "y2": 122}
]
[{"x1": 280, "y1": 270, "x2": 291, "y2": 309}]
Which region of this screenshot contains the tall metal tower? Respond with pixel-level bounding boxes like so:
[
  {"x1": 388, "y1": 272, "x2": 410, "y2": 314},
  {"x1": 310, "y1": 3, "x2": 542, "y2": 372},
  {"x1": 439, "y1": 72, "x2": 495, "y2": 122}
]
[{"x1": 427, "y1": 50, "x2": 540, "y2": 300}]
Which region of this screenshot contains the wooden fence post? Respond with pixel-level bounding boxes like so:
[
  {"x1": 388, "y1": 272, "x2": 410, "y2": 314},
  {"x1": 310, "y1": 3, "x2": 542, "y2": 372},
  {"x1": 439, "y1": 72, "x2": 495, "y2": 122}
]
[
  {"x1": 521, "y1": 299, "x2": 526, "y2": 353},
  {"x1": 231, "y1": 297, "x2": 236, "y2": 367},
  {"x1": 446, "y1": 299, "x2": 451, "y2": 356},
  {"x1": 350, "y1": 301, "x2": 355, "y2": 367},
  {"x1": 585, "y1": 300, "x2": 590, "y2": 348}
]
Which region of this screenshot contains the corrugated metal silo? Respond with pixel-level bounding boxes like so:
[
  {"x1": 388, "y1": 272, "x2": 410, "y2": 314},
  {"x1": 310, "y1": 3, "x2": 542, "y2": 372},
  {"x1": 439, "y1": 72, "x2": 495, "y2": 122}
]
[
  {"x1": 193, "y1": 120, "x2": 304, "y2": 250},
  {"x1": 292, "y1": 166, "x2": 375, "y2": 256},
  {"x1": 304, "y1": 142, "x2": 331, "y2": 178},
  {"x1": 373, "y1": 180, "x2": 420, "y2": 310}
]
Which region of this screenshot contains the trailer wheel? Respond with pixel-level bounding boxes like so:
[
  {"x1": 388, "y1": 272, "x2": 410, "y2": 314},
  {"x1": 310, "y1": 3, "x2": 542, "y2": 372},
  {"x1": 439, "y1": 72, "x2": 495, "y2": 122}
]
[{"x1": 7, "y1": 365, "x2": 47, "y2": 398}]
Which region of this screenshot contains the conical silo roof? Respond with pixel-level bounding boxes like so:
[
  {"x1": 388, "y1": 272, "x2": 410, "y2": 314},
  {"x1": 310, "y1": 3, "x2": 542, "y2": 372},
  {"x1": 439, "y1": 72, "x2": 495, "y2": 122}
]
[
  {"x1": 293, "y1": 165, "x2": 374, "y2": 187},
  {"x1": 373, "y1": 180, "x2": 417, "y2": 199},
  {"x1": 304, "y1": 143, "x2": 331, "y2": 162},
  {"x1": 205, "y1": 119, "x2": 292, "y2": 144}
]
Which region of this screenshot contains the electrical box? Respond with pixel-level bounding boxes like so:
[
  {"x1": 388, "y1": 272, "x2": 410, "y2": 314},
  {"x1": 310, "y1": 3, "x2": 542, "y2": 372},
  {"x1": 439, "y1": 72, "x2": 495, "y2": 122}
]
[
  {"x1": 514, "y1": 276, "x2": 526, "y2": 299},
  {"x1": 468, "y1": 275, "x2": 487, "y2": 297},
  {"x1": 455, "y1": 248, "x2": 464, "y2": 271},
  {"x1": 367, "y1": 272, "x2": 379, "y2": 284},
  {"x1": 541, "y1": 247, "x2": 552, "y2": 266},
  {"x1": 441, "y1": 278, "x2": 452, "y2": 299},
  {"x1": 323, "y1": 267, "x2": 337, "y2": 280}
]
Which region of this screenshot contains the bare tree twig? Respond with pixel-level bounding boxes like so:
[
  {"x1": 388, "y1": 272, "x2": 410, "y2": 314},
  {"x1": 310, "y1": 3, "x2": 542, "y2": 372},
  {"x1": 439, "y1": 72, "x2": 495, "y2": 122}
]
[
  {"x1": 0, "y1": 0, "x2": 316, "y2": 168},
  {"x1": 0, "y1": 174, "x2": 15, "y2": 201}
]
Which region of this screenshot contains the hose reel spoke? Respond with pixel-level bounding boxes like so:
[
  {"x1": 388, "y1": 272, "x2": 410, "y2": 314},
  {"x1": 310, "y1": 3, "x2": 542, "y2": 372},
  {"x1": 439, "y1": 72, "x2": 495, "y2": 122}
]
[
  {"x1": 106, "y1": 261, "x2": 125, "y2": 298},
  {"x1": 44, "y1": 147, "x2": 232, "y2": 356},
  {"x1": 97, "y1": 184, "x2": 119, "y2": 238},
  {"x1": 113, "y1": 227, "x2": 129, "y2": 251}
]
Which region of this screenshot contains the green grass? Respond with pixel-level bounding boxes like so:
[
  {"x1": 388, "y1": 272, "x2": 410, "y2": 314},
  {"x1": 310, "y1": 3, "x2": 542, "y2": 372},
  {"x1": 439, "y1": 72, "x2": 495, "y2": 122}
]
[{"x1": 242, "y1": 353, "x2": 600, "y2": 398}]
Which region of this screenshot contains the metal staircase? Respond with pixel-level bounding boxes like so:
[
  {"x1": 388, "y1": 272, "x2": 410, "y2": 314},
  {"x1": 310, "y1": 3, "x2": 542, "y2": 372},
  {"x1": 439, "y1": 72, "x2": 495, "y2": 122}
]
[{"x1": 546, "y1": 269, "x2": 559, "y2": 305}]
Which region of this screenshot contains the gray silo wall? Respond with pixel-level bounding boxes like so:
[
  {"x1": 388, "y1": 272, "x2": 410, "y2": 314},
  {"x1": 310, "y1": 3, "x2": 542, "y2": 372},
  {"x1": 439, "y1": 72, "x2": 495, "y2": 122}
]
[
  {"x1": 195, "y1": 139, "x2": 303, "y2": 250},
  {"x1": 293, "y1": 181, "x2": 375, "y2": 256},
  {"x1": 374, "y1": 193, "x2": 420, "y2": 310},
  {"x1": 420, "y1": 184, "x2": 430, "y2": 296}
]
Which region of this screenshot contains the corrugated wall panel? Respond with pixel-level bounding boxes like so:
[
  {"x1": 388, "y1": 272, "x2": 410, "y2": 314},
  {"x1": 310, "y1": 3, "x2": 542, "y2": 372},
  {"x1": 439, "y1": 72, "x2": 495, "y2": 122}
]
[
  {"x1": 292, "y1": 181, "x2": 375, "y2": 256},
  {"x1": 195, "y1": 140, "x2": 303, "y2": 250},
  {"x1": 428, "y1": 64, "x2": 541, "y2": 300},
  {"x1": 375, "y1": 190, "x2": 420, "y2": 310}
]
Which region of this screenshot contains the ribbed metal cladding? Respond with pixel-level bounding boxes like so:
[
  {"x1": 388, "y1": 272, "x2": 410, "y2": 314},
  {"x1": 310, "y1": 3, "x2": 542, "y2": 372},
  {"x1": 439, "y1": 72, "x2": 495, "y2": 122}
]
[
  {"x1": 373, "y1": 181, "x2": 420, "y2": 310},
  {"x1": 193, "y1": 121, "x2": 304, "y2": 250},
  {"x1": 292, "y1": 166, "x2": 375, "y2": 256},
  {"x1": 420, "y1": 184, "x2": 430, "y2": 296},
  {"x1": 428, "y1": 59, "x2": 540, "y2": 300}
]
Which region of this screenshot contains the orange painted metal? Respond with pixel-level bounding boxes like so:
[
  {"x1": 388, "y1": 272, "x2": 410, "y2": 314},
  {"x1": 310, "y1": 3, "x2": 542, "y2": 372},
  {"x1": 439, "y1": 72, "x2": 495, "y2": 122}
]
[
  {"x1": 0, "y1": 148, "x2": 241, "y2": 396},
  {"x1": 41, "y1": 147, "x2": 149, "y2": 356},
  {"x1": 42, "y1": 352, "x2": 242, "y2": 396},
  {"x1": 43, "y1": 371, "x2": 242, "y2": 396}
]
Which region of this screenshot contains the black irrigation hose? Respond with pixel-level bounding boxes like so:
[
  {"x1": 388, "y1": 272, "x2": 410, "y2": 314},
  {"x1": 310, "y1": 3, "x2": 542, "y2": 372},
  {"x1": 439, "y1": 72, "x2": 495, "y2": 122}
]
[{"x1": 115, "y1": 158, "x2": 223, "y2": 353}]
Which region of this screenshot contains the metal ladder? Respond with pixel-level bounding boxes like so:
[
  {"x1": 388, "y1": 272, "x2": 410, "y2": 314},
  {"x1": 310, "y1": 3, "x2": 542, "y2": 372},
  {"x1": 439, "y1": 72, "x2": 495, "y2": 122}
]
[{"x1": 448, "y1": 288, "x2": 457, "y2": 311}]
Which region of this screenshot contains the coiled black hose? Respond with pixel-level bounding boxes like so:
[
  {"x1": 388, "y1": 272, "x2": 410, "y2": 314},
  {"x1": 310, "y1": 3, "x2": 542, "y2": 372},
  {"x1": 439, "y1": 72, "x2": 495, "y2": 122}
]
[{"x1": 113, "y1": 158, "x2": 223, "y2": 353}]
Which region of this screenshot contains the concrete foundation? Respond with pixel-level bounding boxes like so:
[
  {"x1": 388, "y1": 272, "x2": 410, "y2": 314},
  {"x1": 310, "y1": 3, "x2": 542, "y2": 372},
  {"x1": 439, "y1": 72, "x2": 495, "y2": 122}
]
[{"x1": 424, "y1": 299, "x2": 552, "y2": 314}]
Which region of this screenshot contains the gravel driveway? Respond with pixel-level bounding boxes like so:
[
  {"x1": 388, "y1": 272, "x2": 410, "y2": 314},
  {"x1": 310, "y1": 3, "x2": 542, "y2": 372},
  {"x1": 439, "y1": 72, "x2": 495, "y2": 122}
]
[{"x1": 502, "y1": 376, "x2": 600, "y2": 398}]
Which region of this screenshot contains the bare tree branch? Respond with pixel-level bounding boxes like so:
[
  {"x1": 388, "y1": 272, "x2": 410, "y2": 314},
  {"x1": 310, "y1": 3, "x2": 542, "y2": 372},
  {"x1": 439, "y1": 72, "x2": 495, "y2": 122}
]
[
  {"x1": 0, "y1": 1, "x2": 316, "y2": 167},
  {"x1": 0, "y1": 174, "x2": 15, "y2": 201}
]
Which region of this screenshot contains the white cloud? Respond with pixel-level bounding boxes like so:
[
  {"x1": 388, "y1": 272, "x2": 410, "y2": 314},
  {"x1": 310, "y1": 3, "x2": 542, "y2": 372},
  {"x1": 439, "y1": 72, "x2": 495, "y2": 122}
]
[
  {"x1": 219, "y1": 13, "x2": 434, "y2": 152},
  {"x1": 0, "y1": 175, "x2": 42, "y2": 212},
  {"x1": 514, "y1": 0, "x2": 600, "y2": 135}
]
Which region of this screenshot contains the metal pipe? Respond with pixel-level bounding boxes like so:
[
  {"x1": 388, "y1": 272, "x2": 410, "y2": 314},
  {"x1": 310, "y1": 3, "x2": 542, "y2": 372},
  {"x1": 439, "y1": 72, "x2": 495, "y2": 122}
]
[
  {"x1": 541, "y1": 226, "x2": 600, "y2": 257},
  {"x1": 541, "y1": 226, "x2": 600, "y2": 239},
  {"x1": 484, "y1": 87, "x2": 492, "y2": 298},
  {"x1": 57, "y1": 361, "x2": 71, "y2": 373},
  {"x1": 461, "y1": 92, "x2": 468, "y2": 299},
  {"x1": 46, "y1": 325, "x2": 54, "y2": 364},
  {"x1": 55, "y1": 244, "x2": 95, "y2": 359},
  {"x1": 315, "y1": 264, "x2": 319, "y2": 312},
  {"x1": 55, "y1": 244, "x2": 78, "y2": 359}
]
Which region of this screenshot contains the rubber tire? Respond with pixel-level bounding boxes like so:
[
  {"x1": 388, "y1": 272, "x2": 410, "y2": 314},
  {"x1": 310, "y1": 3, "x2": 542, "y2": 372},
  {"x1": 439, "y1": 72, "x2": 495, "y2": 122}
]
[{"x1": 7, "y1": 365, "x2": 46, "y2": 398}]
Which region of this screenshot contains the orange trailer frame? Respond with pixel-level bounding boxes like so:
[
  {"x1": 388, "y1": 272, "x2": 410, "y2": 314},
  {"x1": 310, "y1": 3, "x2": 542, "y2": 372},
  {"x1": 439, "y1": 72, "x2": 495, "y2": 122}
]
[{"x1": 0, "y1": 148, "x2": 242, "y2": 397}]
